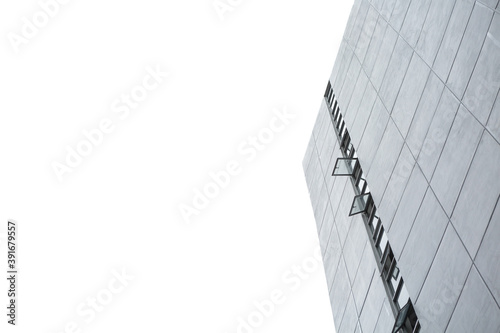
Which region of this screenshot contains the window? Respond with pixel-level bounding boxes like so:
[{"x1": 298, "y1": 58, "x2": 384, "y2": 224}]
[
  {"x1": 332, "y1": 158, "x2": 359, "y2": 176},
  {"x1": 353, "y1": 163, "x2": 362, "y2": 183},
  {"x1": 339, "y1": 121, "x2": 346, "y2": 138},
  {"x1": 340, "y1": 132, "x2": 351, "y2": 153},
  {"x1": 333, "y1": 105, "x2": 340, "y2": 123},
  {"x1": 375, "y1": 226, "x2": 387, "y2": 256},
  {"x1": 394, "y1": 280, "x2": 410, "y2": 310},
  {"x1": 381, "y1": 245, "x2": 394, "y2": 278},
  {"x1": 368, "y1": 212, "x2": 379, "y2": 234},
  {"x1": 349, "y1": 193, "x2": 372, "y2": 216},
  {"x1": 336, "y1": 117, "x2": 344, "y2": 132},
  {"x1": 392, "y1": 299, "x2": 420, "y2": 333},
  {"x1": 392, "y1": 301, "x2": 411, "y2": 333},
  {"x1": 324, "y1": 81, "x2": 331, "y2": 98},
  {"x1": 387, "y1": 257, "x2": 401, "y2": 295},
  {"x1": 346, "y1": 142, "x2": 355, "y2": 157},
  {"x1": 356, "y1": 176, "x2": 367, "y2": 194},
  {"x1": 324, "y1": 82, "x2": 335, "y2": 109},
  {"x1": 365, "y1": 195, "x2": 374, "y2": 215}
]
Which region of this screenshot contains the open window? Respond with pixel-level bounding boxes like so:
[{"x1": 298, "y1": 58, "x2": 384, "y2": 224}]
[
  {"x1": 392, "y1": 299, "x2": 420, "y2": 333},
  {"x1": 349, "y1": 192, "x2": 372, "y2": 216},
  {"x1": 332, "y1": 158, "x2": 359, "y2": 176}
]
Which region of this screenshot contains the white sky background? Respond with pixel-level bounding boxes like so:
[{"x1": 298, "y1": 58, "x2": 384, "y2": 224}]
[{"x1": 0, "y1": 0, "x2": 353, "y2": 332}]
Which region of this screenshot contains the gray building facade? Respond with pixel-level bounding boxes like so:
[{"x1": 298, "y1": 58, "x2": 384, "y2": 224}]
[{"x1": 303, "y1": 0, "x2": 500, "y2": 332}]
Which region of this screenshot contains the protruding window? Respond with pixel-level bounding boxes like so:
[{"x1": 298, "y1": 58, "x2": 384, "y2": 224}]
[
  {"x1": 332, "y1": 158, "x2": 359, "y2": 176},
  {"x1": 349, "y1": 192, "x2": 372, "y2": 216},
  {"x1": 392, "y1": 300, "x2": 420, "y2": 333},
  {"x1": 392, "y1": 301, "x2": 411, "y2": 333}
]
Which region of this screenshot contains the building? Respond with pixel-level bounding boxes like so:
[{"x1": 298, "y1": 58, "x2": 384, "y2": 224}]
[{"x1": 303, "y1": 0, "x2": 500, "y2": 332}]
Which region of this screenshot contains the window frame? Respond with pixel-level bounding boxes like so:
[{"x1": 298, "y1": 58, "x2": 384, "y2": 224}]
[
  {"x1": 349, "y1": 192, "x2": 373, "y2": 216},
  {"x1": 332, "y1": 158, "x2": 360, "y2": 177}
]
